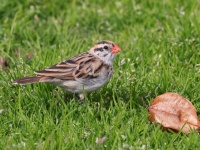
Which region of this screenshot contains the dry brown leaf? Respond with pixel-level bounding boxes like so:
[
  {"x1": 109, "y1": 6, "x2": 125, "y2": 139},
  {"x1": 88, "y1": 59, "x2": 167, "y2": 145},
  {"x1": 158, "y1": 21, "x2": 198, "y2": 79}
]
[
  {"x1": 148, "y1": 92, "x2": 200, "y2": 133},
  {"x1": 15, "y1": 49, "x2": 20, "y2": 57},
  {"x1": 26, "y1": 53, "x2": 32, "y2": 59},
  {"x1": 0, "y1": 56, "x2": 9, "y2": 68}
]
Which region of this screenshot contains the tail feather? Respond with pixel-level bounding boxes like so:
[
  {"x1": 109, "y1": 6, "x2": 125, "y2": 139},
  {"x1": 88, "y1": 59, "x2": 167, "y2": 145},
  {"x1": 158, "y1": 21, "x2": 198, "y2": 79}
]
[{"x1": 14, "y1": 76, "x2": 42, "y2": 85}]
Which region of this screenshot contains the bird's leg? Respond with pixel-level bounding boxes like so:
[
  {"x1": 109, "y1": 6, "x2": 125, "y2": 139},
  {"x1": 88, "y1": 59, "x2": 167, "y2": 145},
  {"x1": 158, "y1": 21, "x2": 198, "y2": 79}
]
[{"x1": 78, "y1": 93, "x2": 85, "y2": 104}]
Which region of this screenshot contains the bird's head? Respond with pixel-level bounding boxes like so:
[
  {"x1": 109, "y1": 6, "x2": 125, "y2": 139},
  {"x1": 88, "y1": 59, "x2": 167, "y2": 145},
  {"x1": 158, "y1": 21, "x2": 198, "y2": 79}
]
[{"x1": 89, "y1": 40, "x2": 121, "y2": 64}]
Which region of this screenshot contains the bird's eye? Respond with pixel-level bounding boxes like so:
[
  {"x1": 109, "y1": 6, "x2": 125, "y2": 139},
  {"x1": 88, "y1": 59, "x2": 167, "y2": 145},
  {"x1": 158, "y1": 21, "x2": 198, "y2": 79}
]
[{"x1": 104, "y1": 46, "x2": 108, "y2": 49}]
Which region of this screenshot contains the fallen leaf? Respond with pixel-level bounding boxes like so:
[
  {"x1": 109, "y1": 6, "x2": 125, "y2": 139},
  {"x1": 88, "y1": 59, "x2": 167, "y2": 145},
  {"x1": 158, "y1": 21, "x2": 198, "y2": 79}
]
[
  {"x1": 15, "y1": 49, "x2": 19, "y2": 57},
  {"x1": 0, "y1": 56, "x2": 9, "y2": 68},
  {"x1": 0, "y1": 109, "x2": 4, "y2": 114},
  {"x1": 26, "y1": 53, "x2": 32, "y2": 59},
  {"x1": 148, "y1": 92, "x2": 200, "y2": 133},
  {"x1": 96, "y1": 136, "x2": 106, "y2": 145}
]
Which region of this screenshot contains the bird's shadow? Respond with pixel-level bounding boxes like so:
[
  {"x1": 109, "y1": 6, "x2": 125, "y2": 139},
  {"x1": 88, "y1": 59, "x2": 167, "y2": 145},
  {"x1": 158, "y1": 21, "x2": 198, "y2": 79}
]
[{"x1": 38, "y1": 83, "x2": 165, "y2": 113}]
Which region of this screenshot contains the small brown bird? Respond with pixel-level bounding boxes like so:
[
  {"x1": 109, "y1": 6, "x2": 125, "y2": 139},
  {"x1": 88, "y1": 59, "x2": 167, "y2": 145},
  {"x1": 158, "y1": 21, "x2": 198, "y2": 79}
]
[{"x1": 14, "y1": 40, "x2": 121, "y2": 102}]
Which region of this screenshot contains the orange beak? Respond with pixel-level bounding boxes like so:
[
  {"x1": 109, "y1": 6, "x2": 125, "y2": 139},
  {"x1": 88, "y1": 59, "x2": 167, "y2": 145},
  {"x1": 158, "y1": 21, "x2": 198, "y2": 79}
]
[{"x1": 111, "y1": 44, "x2": 121, "y2": 54}]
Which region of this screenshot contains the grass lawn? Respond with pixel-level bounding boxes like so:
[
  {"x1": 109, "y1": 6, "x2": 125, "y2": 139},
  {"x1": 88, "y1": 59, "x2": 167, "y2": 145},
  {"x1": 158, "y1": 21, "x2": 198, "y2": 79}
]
[{"x1": 0, "y1": 0, "x2": 200, "y2": 149}]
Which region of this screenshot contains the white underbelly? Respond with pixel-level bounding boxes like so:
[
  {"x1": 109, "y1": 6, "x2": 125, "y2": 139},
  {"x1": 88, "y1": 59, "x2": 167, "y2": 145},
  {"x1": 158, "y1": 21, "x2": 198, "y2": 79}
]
[{"x1": 54, "y1": 75, "x2": 111, "y2": 94}]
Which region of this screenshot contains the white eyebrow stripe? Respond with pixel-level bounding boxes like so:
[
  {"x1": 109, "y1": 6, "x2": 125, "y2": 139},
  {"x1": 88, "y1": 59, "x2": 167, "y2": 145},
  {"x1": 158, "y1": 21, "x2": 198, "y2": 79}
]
[{"x1": 98, "y1": 44, "x2": 106, "y2": 47}]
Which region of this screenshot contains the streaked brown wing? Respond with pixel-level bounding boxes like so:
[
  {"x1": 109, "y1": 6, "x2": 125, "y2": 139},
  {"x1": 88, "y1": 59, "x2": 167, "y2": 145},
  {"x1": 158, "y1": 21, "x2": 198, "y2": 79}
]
[{"x1": 34, "y1": 52, "x2": 105, "y2": 80}]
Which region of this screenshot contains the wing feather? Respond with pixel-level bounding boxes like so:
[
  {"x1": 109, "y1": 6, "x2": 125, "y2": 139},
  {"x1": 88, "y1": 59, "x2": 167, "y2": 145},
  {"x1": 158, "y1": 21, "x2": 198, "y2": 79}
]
[{"x1": 34, "y1": 52, "x2": 108, "y2": 81}]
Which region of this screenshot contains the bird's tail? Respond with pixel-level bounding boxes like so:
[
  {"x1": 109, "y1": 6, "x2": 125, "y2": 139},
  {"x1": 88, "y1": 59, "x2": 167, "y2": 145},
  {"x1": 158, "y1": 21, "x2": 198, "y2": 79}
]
[{"x1": 14, "y1": 76, "x2": 43, "y2": 85}]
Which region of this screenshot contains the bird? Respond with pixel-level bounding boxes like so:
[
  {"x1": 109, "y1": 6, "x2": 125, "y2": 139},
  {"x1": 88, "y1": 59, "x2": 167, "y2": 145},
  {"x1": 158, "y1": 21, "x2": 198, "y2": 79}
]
[{"x1": 14, "y1": 40, "x2": 121, "y2": 103}]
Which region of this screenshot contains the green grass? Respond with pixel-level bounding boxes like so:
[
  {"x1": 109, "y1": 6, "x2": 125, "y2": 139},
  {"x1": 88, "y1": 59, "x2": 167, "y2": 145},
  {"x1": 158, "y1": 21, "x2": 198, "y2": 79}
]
[{"x1": 1, "y1": 0, "x2": 200, "y2": 149}]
